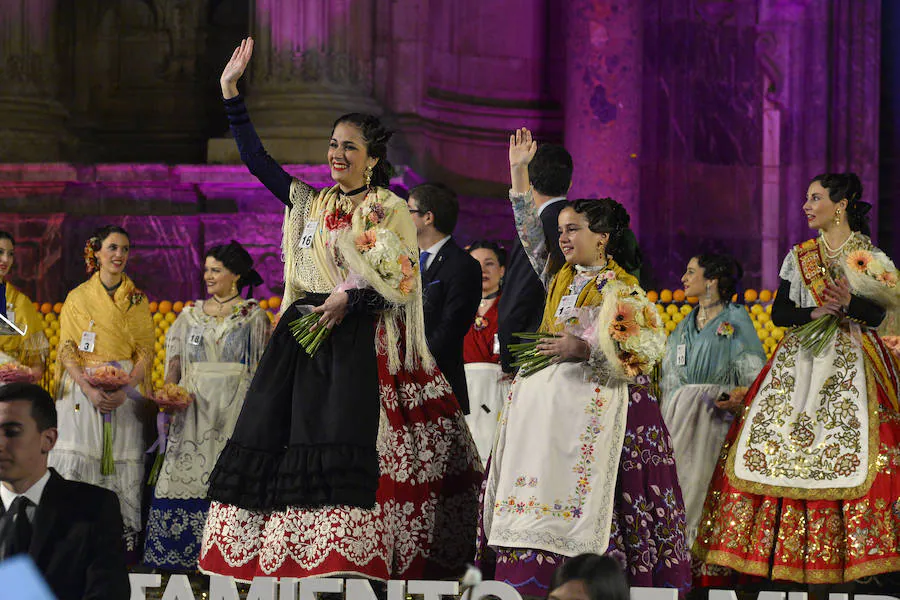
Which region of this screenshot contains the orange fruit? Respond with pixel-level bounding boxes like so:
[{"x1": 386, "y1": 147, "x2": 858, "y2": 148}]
[
  {"x1": 158, "y1": 301, "x2": 173, "y2": 314},
  {"x1": 659, "y1": 289, "x2": 673, "y2": 304},
  {"x1": 53, "y1": 302, "x2": 63, "y2": 314},
  {"x1": 731, "y1": 293, "x2": 738, "y2": 302},
  {"x1": 759, "y1": 289, "x2": 772, "y2": 303},
  {"x1": 673, "y1": 289, "x2": 686, "y2": 303},
  {"x1": 269, "y1": 296, "x2": 282, "y2": 310},
  {"x1": 259, "y1": 299, "x2": 270, "y2": 310},
  {"x1": 744, "y1": 289, "x2": 758, "y2": 303},
  {"x1": 33, "y1": 302, "x2": 40, "y2": 311},
  {"x1": 149, "y1": 301, "x2": 159, "y2": 313},
  {"x1": 687, "y1": 296, "x2": 699, "y2": 305},
  {"x1": 40, "y1": 302, "x2": 52, "y2": 314},
  {"x1": 173, "y1": 301, "x2": 184, "y2": 313},
  {"x1": 646, "y1": 290, "x2": 658, "y2": 303}
]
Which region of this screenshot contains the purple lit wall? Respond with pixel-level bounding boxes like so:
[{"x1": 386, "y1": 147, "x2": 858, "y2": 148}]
[{"x1": 0, "y1": 0, "x2": 889, "y2": 298}]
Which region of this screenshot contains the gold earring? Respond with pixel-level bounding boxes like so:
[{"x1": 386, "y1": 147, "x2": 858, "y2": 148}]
[
  {"x1": 231, "y1": 281, "x2": 238, "y2": 294},
  {"x1": 365, "y1": 166, "x2": 373, "y2": 188},
  {"x1": 834, "y1": 209, "x2": 842, "y2": 226}
]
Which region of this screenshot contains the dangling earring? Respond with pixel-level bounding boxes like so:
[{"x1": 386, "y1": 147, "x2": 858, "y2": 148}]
[
  {"x1": 833, "y1": 209, "x2": 842, "y2": 227},
  {"x1": 231, "y1": 281, "x2": 238, "y2": 295},
  {"x1": 365, "y1": 166, "x2": 373, "y2": 188},
  {"x1": 704, "y1": 282, "x2": 712, "y2": 302}
]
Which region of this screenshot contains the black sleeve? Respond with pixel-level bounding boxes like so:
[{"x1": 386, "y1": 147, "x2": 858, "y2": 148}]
[
  {"x1": 224, "y1": 95, "x2": 293, "y2": 206},
  {"x1": 846, "y1": 294, "x2": 887, "y2": 327},
  {"x1": 83, "y1": 492, "x2": 130, "y2": 600},
  {"x1": 346, "y1": 288, "x2": 391, "y2": 315},
  {"x1": 771, "y1": 278, "x2": 814, "y2": 327},
  {"x1": 771, "y1": 277, "x2": 887, "y2": 328}
]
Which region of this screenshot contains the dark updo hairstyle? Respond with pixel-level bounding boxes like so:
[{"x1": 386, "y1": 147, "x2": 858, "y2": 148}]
[
  {"x1": 84, "y1": 225, "x2": 130, "y2": 274},
  {"x1": 547, "y1": 553, "x2": 629, "y2": 600},
  {"x1": 0, "y1": 231, "x2": 14, "y2": 246},
  {"x1": 205, "y1": 240, "x2": 264, "y2": 294},
  {"x1": 467, "y1": 240, "x2": 507, "y2": 268},
  {"x1": 810, "y1": 172, "x2": 871, "y2": 236},
  {"x1": 694, "y1": 253, "x2": 743, "y2": 303},
  {"x1": 333, "y1": 113, "x2": 395, "y2": 189},
  {"x1": 570, "y1": 198, "x2": 642, "y2": 276}
]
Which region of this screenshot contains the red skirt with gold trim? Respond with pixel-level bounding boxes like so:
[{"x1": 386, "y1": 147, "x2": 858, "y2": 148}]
[{"x1": 693, "y1": 334, "x2": 900, "y2": 585}]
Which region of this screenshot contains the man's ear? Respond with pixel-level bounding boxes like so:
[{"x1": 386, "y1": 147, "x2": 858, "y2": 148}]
[{"x1": 41, "y1": 427, "x2": 58, "y2": 454}]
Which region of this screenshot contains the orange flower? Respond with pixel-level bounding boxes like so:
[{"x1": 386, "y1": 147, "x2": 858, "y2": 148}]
[
  {"x1": 610, "y1": 301, "x2": 639, "y2": 342},
  {"x1": 398, "y1": 255, "x2": 415, "y2": 294},
  {"x1": 620, "y1": 352, "x2": 645, "y2": 377},
  {"x1": 847, "y1": 250, "x2": 872, "y2": 273},
  {"x1": 642, "y1": 305, "x2": 659, "y2": 329},
  {"x1": 355, "y1": 230, "x2": 377, "y2": 252}
]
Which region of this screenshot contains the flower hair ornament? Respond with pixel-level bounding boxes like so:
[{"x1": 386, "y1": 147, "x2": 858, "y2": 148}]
[{"x1": 83, "y1": 236, "x2": 100, "y2": 274}]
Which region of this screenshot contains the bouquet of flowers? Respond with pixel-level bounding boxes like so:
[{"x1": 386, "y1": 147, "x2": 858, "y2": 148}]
[
  {"x1": 85, "y1": 365, "x2": 130, "y2": 475},
  {"x1": 794, "y1": 249, "x2": 900, "y2": 356},
  {"x1": 0, "y1": 362, "x2": 36, "y2": 384},
  {"x1": 605, "y1": 286, "x2": 667, "y2": 378},
  {"x1": 291, "y1": 200, "x2": 417, "y2": 356},
  {"x1": 150, "y1": 382, "x2": 194, "y2": 411},
  {"x1": 146, "y1": 383, "x2": 194, "y2": 485},
  {"x1": 508, "y1": 332, "x2": 561, "y2": 377}
]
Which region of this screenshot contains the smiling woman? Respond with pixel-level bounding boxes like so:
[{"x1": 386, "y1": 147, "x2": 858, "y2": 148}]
[
  {"x1": 0, "y1": 232, "x2": 49, "y2": 386},
  {"x1": 196, "y1": 37, "x2": 482, "y2": 583},
  {"x1": 49, "y1": 224, "x2": 155, "y2": 558}
]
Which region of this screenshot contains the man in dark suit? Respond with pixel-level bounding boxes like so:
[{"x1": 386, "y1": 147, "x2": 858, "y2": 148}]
[
  {"x1": 498, "y1": 129, "x2": 573, "y2": 373},
  {"x1": 409, "y1": 182, "x2": 482, "y2": 414},
  {"x1": 0, "y1": 382, "x2": 129, "y2": 600}
]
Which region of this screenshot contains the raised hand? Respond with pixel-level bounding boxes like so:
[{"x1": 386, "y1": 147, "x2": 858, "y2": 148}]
[
  {"x1": 220, "y1": 37, "x2": 254, "y2": 99},
  {"x1": 509, "y1": 127, "x2": 538, "y2": 168}
]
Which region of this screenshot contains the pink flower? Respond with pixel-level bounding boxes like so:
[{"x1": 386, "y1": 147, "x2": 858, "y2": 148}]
[
  {"x1": 879, "y1": 271, "x2": 898, "y2": 287},
  {"x1": 716, "y1": 321, "x2": 734, "y2": 337},
  {"x1": 367, "y1": 203, "x2": 386, "y2": 224},
  {"x1": 355, "y1": 230, "x2": 377, "y2": 252}
]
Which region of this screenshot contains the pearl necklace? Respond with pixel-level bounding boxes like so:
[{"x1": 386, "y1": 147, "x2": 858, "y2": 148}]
[{"x1": 821, "y1": 231, "x2": 853, "y2": 258}]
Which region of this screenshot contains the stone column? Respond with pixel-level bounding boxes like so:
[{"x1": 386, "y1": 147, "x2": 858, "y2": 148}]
[
  {"x1": 0, "y1": 0, "x2": 66, "y2": 161},
  {"x1": 563, "y1": 0, "x2": 643, "y2": 232},
  {"x1": 208, "y1": 0, "x2": 381, "y2": 164},
  {"x1": 757, "y1": 0, "x2": 881, "y2": 284}
]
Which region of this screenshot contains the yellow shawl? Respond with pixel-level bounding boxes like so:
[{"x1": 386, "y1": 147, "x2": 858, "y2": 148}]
[
  {"x1": 0, "y1": 282, "x2": 48, "y2": 366},
  {"x1": 539, "y1": 259, "x2": 637, "y2": 333},
  {"x1": 283, "y1": 182, "x2": 432, "y2": 373},
  {"x1": 57, "y1": 272, "x2": 154, "y2": 390}
]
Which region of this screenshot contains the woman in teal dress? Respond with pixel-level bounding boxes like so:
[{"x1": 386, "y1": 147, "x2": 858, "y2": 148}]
[{"x1": 659, "y1": 253, "x2": 766, "y2": 549}]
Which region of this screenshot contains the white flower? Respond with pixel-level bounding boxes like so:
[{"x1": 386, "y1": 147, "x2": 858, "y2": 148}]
[{"x1": 868, "y1": 259, "x2": 886, "y2": 276}]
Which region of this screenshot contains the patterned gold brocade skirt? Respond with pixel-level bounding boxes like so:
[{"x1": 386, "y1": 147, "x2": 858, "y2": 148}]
[{"x1": 693, "y1": 333, "x2": 900, "y2": 585}]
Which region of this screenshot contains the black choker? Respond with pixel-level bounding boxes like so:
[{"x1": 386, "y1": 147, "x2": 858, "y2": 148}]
[
  {"x1": 481, "y1": 290, "x2": 500, "y2": 300},
  {"x1": 339, "y1": 184, "x2": 368, "y2": 197},
  {"x1": 101, "y1": 279, "x2": 122, "y2": 292},
  {"x1": 212, "y1": 293, "x2": 241, "y2": 305}
]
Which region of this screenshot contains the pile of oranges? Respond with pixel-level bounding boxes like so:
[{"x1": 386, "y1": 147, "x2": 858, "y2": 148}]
[{"x1": 33, "y1": 290, "x2": 783, "y2": 393}]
